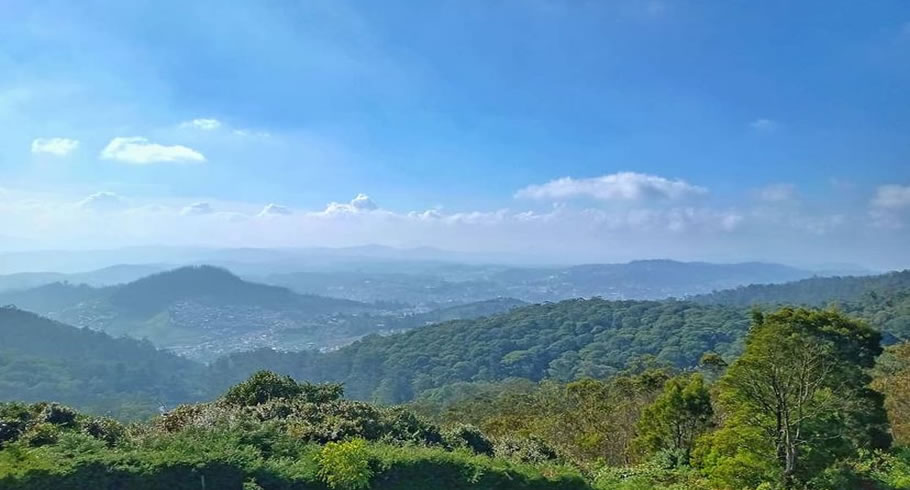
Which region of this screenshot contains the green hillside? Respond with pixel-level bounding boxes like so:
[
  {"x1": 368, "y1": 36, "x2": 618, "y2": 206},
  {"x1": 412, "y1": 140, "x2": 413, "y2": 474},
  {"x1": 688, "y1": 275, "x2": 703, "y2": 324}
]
[
  {"x1": 0, "y1": 266, "x2": 377, "y2": 360},
  {"x1": 212, "y1": 272, "x2": 910, "y2": 403},
  {"x1": 0, "y1": 306, "x2": 211, "y2": 419}
]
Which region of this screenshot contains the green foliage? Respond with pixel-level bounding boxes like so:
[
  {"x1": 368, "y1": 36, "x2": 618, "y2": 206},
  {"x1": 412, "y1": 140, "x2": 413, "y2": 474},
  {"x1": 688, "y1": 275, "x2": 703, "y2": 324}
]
[
  {"x1": 0, "y1": 373, "x2": 588, "y2": 489},
  {"x1": 632, "y1": 374, "x2": 712, "y2": 462},
  {"x1": 212, "y1": 298, "x2": 752, "y2": 403},
  {"x1": 443, "y1": 424, "x2": 495, "y2": 456},
  {"x1": 0, "y1": 306, "x2": 212, "y2": 419},
  {"x1": 223, "y1": 369, "x2": 344, "y2": 406},
  {"x1": 874, "y1": 342, "x2": 910, "y2": 445},
  {"x1": 493, "y1": 435, "x2": 559, "y2": 464},
  {"x1": 317, "y1": 438, "x2": 373, "y2": 489},
  {"x1": 699, "y1": 307, "x2": 891, "y2": 488}
]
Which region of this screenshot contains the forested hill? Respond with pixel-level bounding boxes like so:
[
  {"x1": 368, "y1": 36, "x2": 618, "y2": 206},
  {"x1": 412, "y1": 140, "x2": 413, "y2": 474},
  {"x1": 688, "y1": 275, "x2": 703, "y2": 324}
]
[
  {"x1": 107, "y1": 265, "x2": 368, "y2": 315},
  {"x1": 211, "y1": 299, "x2": 753, "y2": 403},
  {"x1": 0, "y1": 306, "x2": 212, "y2": 418},
  {"x1": 693, "y1": 269, "x2": 910, "y2": 306},
  {"x1": 0, "y1": 266, "x2": 378, "y2": 360},
  {"x1": 0, "y1": 265, "x2": 370, "y2": 316},
  {"x1": 212, "y1": 272, "x2": 910, "y2": 404}
]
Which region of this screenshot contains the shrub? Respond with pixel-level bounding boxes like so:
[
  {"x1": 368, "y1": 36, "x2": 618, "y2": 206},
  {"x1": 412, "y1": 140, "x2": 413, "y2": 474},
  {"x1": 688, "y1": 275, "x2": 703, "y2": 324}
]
[
  {"x1": 21, "y1": 423, "x2": 60, "y2": 447},
  {"x1": 443, "y1": 424, "x2": 494, "y2": 456},
  {"x1": 223, "y1": 370, "x2": 344, "y2": 407},
  {"x1": 0, "y1": 420, "x2": 24, "y2": 446},
  {"x1": 493, "y1": 435, "x2": 558, "y2": 464},
  {"x1": 82, "y1": 417, "x2": 126, "y2": 446},
  {"x1": 37, "y1": 403, "x2": 78, "y2": 428},
  {"x1": 224, "y1": 371, "x2": 305, "y2": 406},
  {"x1": 316, "y1": 438, "x2": 373, "y2": 489}
]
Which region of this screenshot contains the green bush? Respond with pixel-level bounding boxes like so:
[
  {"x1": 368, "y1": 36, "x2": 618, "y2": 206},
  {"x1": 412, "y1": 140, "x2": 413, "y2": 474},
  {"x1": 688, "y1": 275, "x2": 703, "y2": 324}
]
[
  {"x1": 21, "y1": 423, "x2": 60, "y2": 447},
  {"x1": 223, "y1": 370, "x2": 344, "y2": 407},
  {"x1": 443, "y1": 424, "x2": 494, "y2": 456},
  {"x1": 37, "y1": 403, "x2": 78, "y2": 428},
  {"x1": 493, "y1": 435, "x2": 558, "y2": 464},
  {"x1": 316, "y1": 438, "x2": 373, "y2": 489}
]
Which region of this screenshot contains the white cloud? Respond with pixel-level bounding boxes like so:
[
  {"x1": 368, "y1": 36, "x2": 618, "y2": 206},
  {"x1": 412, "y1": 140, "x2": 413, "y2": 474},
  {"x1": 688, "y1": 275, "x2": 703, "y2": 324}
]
[
  {"x1": 77, "y1": 192, "x2": 129, "y2": 212},
  {"x1": 31, "y1": 137, "x2": 80, "y2": 156},
  {"x1": 351, "y1": 193, "x2": 378, "y2": 211},
  {"x1": 872, "y1": 185, "x2": 910, "y2": 209},
  {"x1": 322, "y1": 193, "x2": 380, "y2": 214},
  {"x1": 515, "y1": 172, "x2": 707, "y2": 202},
  {"x1": 180, "y1": 118, "x2": 221, "y2": 130},
  {"x1": 100, "y1": 137, "x2": 205, "y2": 164},
  {"x1": 181, "y1": 202, "x2": 215, "y2": 216},
  {"x1": 757, "y1": 183, "x2": 797, "y2": 202},
  {"x1": 258, "y1": 203, "x2": 293, "y2": 216}
]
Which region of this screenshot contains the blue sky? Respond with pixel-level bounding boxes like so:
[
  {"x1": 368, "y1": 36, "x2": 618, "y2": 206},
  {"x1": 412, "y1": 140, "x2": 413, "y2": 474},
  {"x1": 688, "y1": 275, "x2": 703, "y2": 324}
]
[{"x1": 1, "y1": 0, "x2": 909, "y2": 268}]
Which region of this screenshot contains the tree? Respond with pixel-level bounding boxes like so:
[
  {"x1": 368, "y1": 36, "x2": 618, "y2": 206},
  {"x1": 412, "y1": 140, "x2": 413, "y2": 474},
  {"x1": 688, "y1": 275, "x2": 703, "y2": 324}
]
[
  {"x1": 697, "y1": 308, "x2": 890, "y2": 488},
  {"x1": 873, "y1": 342, "x2": 910, "y2": 445},
  {"x1": 633, "y1": 373, "x2": 713, "y2": 463},
  {"x1": 222, "y1": 370, "x2": 343, "y2": 406}
]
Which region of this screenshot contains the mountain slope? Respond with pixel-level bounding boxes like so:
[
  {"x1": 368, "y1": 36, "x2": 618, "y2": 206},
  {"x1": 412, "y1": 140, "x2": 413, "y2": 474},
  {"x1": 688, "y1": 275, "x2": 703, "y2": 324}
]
[
  {"x1": 0, "y1": 306, "x2": 211, "y2": 418},
  {"x1": 0, "y1": 266, "x2": 377, "y2": 361},
  {"x1": 693, "y1": 269, "x2": 910, "y2": 306},
  {"x1": 211, "y1": 271, "x2": 910, "y2": 404}
]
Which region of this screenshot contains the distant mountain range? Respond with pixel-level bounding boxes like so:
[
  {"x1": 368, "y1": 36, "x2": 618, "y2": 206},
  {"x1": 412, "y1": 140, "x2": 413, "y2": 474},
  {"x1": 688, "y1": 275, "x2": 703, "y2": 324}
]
[
  {"x1": 0, "y1": 264, "x2": 168, "y2": 293},
  {"x1": 260, "y1": 259, "x2": 823, "y2": 305}
]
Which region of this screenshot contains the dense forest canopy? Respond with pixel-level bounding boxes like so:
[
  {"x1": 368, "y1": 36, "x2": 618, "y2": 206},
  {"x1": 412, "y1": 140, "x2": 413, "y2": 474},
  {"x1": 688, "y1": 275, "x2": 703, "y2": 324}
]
[
  {"x1": 212, "y1": 272, "x2": 910, "y2": 403},
  {"x1": 694, "y1": 270, "x2": 910, "y2": 307}
]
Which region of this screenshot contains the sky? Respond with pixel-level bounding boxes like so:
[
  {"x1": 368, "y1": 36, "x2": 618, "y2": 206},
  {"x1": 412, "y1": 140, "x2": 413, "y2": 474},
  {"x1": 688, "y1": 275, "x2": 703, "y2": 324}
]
[{"x1": 1, "y1": 0, "x2": 909, "y2": 269}]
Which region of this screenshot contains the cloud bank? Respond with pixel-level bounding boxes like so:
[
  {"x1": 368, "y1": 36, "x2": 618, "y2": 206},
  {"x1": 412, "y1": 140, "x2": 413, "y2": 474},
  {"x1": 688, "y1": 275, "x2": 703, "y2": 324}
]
[{"x1": 1, "y1": 179, "x2": 908, "y2": 269}]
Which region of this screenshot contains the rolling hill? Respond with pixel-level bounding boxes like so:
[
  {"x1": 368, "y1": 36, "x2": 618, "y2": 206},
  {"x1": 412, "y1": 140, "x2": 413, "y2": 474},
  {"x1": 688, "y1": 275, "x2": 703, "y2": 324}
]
[
  {"x1": 210, "y1": 270, "x2": 910, "y2": 403},
  {"x1": 0, "y1": 306, "x2": 212, "y2": 418},
  {"x1": 693, "y1": 269, "x2": 910, "y2": 306},
  {"x1": 0, "y1": 266, "x2": 377, "y2": 360}
]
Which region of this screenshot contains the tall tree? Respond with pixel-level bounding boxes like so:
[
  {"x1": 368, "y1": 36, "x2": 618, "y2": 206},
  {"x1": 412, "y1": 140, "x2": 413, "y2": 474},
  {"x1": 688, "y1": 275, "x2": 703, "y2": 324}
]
[
  {"x1": 696, "y1": 308, "x2": 890, "y2": 488},
  {"x1": 632, "y1": 373, "x2": 713, "y2": 462},
  {"x1": 873, "y1": 342, "x2": 910, "y2": 445}
]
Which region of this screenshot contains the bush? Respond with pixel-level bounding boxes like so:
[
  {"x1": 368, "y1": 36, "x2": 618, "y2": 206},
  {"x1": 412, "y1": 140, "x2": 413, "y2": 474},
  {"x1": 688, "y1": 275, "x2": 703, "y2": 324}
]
[
  {"x1": 21, "y1": 423, "x2": 60, "y2": 447},
  {"x1": 443, "y1": 424, "x2": 494, "y2": 456},
  {"x1": 223, "y1": 371, "x2": 305, "y2": 406},
  {"x1": 82, "y1": 417, "x2": 126, "y2": 446},
  {"x1": 223, "y1": 370, "x2": 344, "y2": 407},
  {"x1": 0, "y1": 421, "x2": 25, "y2": 446},
  {"x1": 316, "y1": 438, "x2": 373, "y2": 489},
  {"x1": 37, "y1": 403, "x2": 78, "y2": 428},
  {"x1": 493, "y1": 435, "x2": 558, "y2": 464}
]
